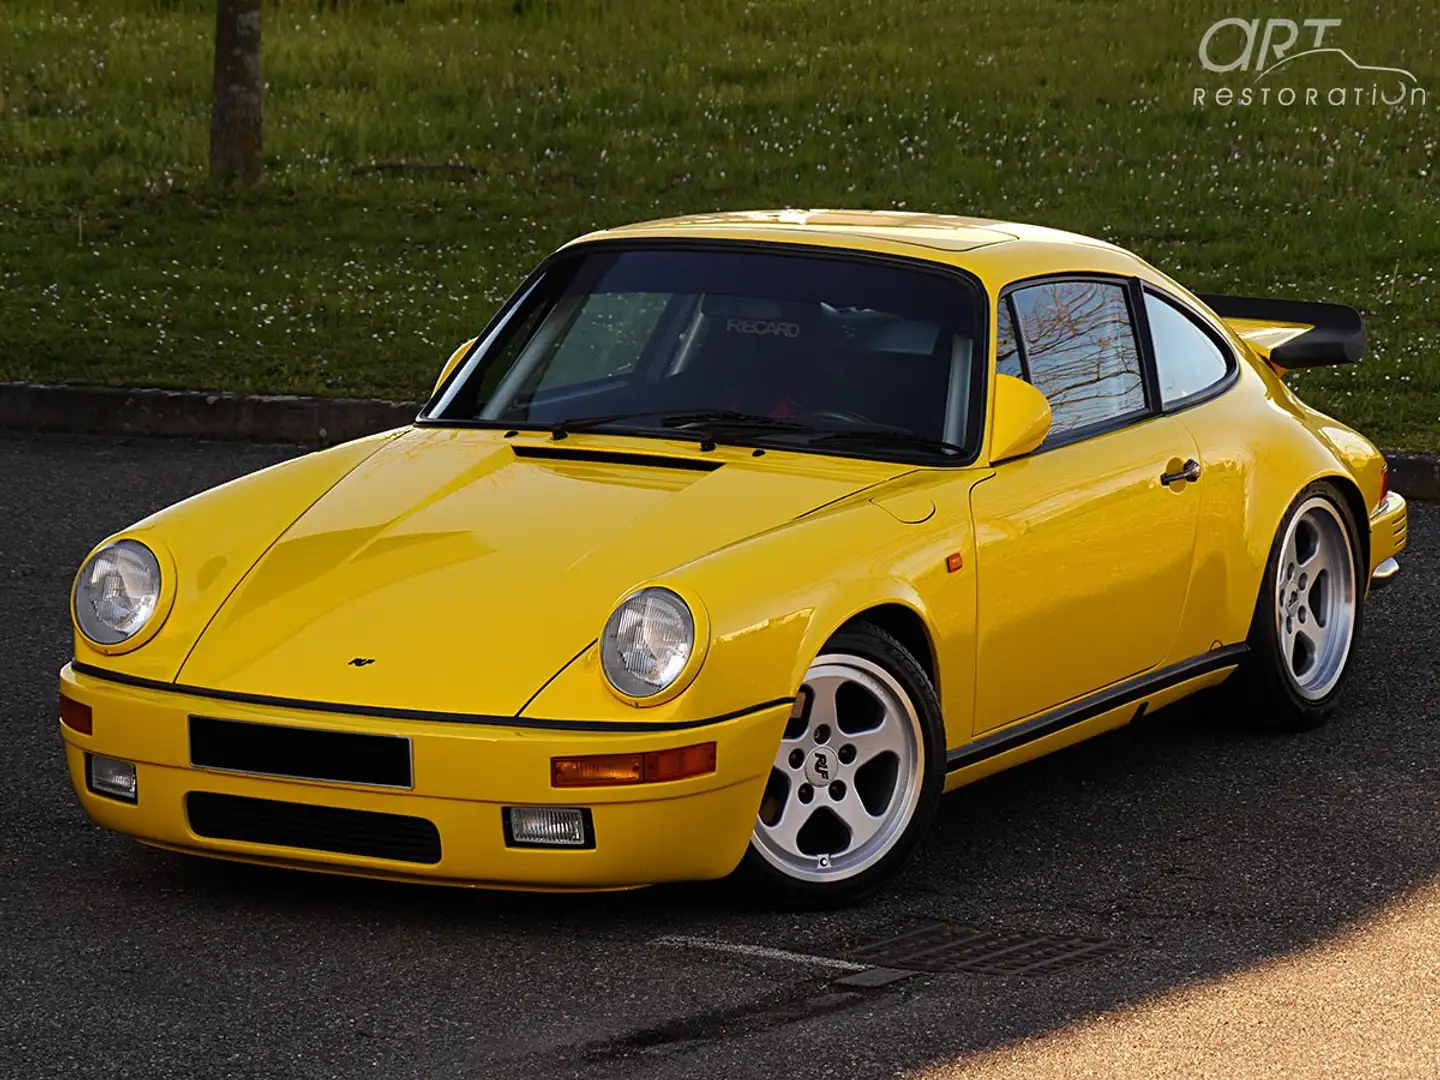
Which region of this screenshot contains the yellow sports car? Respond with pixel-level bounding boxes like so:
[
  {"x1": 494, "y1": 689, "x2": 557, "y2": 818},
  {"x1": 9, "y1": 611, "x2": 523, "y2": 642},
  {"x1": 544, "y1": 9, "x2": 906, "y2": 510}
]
[{"x1": 59, "y1": 210, "x2": 1408, "y2": 906}]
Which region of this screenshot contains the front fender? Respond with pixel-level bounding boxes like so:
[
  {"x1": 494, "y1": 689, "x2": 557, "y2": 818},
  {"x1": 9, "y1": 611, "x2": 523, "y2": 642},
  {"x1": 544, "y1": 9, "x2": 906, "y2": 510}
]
[
  {"x1": 70, "y1": 429, "x2": 405, "y2": 683},
  {"x1": 521, "y1": 486, "x2": 980, "y2": 750}
]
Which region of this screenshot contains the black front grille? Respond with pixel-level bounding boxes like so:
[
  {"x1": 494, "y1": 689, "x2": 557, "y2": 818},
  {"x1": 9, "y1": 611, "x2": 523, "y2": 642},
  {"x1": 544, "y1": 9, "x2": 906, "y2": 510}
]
[
  {"x1": 186, "y1": 792, "x2": 441, "y2": 864},
  {"x1": 189, "y1": 716, "x2": 412, "y2": 788}
]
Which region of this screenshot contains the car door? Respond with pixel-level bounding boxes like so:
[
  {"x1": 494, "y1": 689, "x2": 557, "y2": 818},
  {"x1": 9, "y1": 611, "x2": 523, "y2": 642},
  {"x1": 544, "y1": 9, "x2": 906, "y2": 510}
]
[{"x1": 970, "y1": 277, "x2": 1203, "y2": 734}]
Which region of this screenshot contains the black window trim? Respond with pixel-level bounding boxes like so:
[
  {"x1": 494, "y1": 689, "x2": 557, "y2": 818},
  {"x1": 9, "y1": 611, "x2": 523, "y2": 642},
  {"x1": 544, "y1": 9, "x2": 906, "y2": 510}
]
[
  {"x1": 998, "y1": 272, "x2": 1156, "y2": 454},
  {"x1": 1139, "y1": 285, "x2": 1241, "y2": 415},
  {"x1": 996, "y1": 293, "x2": 1029, "y2": 381},
  {"x1": 417, "y1": 236, "x2": 993, "y2": 469}
]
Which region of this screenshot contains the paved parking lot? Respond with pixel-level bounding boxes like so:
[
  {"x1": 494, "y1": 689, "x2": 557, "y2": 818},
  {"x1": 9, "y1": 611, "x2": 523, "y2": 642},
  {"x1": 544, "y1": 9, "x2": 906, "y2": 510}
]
[{"x1": 3, "y1": 433, "x2": 1436, "y2": 1080}]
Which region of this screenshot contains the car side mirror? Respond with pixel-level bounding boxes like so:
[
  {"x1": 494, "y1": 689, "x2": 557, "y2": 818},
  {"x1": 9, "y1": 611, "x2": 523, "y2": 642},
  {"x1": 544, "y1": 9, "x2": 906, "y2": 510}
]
[
  {"x1": 432, "y1": 337, "x2": 478, "y2": 397},
  {"x1": 989, "y1": 373, "x2": 1053, "y2": 463}
]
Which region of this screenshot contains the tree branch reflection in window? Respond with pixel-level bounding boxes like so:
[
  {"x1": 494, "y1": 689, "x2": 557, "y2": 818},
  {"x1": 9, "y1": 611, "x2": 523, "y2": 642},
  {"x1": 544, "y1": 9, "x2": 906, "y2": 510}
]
[
  {"x1": 995, "y1": 298, "x2": 1022, "y2": 378},
  {"x1": 1010, "y1": 281, "x2": 1145, "y2": 437}
]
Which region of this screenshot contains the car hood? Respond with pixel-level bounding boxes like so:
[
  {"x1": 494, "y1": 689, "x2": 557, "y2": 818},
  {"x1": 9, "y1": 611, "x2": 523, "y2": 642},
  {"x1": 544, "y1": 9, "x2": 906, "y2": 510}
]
[{"x1": 177, "y1": 427, "x2": 908, "y2": 716}]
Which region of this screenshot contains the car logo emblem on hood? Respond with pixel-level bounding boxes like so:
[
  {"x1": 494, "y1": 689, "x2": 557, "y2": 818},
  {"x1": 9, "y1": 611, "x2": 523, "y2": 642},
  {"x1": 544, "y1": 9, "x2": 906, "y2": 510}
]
[{"x1": 348, "y1": 657, "x2": 376, "y2": 667}]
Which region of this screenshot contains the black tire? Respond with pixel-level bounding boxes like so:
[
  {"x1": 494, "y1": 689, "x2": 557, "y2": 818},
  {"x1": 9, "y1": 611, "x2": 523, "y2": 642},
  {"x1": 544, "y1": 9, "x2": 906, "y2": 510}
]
[
  {"x1": 1216, "y1": 481, "x2": 1365, "y2": 731},
  {"x1": 730, "y1": 622, "x2": 946, "y2": 909}
]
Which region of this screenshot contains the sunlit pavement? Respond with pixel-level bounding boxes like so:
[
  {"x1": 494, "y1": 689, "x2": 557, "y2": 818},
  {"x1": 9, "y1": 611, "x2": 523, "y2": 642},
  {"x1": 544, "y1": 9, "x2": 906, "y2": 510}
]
[
  {"x1": 3, "y1": 433, "x2": 1436, "y2": 1080},
  {"x1": 924, "y1": 880, "x2": 1440, "y2": 1079}
]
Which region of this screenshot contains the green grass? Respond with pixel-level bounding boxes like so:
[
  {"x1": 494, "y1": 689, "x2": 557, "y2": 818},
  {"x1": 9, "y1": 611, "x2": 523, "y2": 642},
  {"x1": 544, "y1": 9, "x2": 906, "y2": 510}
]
[{"x1": 2, "y1": 0, "x2": 1438, "y2": 445}]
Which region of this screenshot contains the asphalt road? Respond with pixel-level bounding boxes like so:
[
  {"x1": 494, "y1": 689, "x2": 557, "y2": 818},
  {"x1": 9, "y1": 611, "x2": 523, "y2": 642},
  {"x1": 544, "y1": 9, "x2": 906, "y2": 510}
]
[{"x1": 2, "y1": 433, "x2": 1436, "y2": 1080}]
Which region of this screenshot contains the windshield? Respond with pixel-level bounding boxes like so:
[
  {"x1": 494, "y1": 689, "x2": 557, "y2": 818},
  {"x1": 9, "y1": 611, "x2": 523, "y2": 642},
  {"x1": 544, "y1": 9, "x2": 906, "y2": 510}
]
[{"x1": 425, "y1": 245, "x2": 985, "y2": 463}]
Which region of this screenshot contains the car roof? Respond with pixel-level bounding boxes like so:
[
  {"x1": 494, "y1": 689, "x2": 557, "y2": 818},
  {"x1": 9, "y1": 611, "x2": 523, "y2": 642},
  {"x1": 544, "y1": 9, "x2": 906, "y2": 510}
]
[{"x1": 566, "y1": 209, "x2": 1149, "y2": 290}]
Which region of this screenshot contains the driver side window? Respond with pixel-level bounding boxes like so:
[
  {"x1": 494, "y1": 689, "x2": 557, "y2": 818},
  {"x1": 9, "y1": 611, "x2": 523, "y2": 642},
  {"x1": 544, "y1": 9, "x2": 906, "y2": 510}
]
[{"x1": 1005, "y1": 280, "x2": 1148, "y2": 441}]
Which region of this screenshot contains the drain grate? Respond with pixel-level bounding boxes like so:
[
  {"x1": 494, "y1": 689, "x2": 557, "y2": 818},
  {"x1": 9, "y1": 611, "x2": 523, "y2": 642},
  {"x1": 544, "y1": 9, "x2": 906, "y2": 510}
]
[{"x1": 847, "y1": 922, "x2": 1124, "y2": 976}]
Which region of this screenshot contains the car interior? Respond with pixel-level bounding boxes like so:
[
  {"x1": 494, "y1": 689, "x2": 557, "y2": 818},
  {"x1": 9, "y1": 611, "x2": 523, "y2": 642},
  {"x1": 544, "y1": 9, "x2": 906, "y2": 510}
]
[{"x1": 525, "y1": 293, "x2": 967, "y2": 442}]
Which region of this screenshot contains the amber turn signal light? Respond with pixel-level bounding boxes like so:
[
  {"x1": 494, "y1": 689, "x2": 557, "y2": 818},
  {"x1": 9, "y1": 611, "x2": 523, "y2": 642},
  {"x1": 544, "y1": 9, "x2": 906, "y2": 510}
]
[
  {"x1": 551, "y1": 752, "x2": 643, "y2": 787},
  {"x1": 644, "y1": 742, "x2": 717, "y2": 782},
  {"x1": 60, "y1": 692, "x2": 92, "y2": 735},
  {"x1": 552, "y1": 742, "x2": 717, "y2": 787}
]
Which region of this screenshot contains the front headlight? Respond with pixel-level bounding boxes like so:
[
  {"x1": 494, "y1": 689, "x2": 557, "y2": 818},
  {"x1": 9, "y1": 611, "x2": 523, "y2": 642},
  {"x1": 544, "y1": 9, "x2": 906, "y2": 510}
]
[
  {"x1": 600, "y1": 587, "x2": 695, "y2": 698},
  {"x1": 73, "y1": 539, "x2": 163, "y2": 645}
]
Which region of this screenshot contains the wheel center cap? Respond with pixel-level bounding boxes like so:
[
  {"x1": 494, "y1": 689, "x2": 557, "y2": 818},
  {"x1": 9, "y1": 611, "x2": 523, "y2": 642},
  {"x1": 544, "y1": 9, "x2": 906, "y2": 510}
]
[{"x1": 805, "y1": 747, "x2": 836, "y2": 787}]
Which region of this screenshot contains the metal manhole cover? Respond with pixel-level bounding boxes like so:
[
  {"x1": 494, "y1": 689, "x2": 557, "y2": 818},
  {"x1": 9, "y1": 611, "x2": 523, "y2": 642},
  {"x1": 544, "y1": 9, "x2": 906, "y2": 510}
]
[{"x1": 848, "y1": 922, "x2": 1124, "y2": 976}]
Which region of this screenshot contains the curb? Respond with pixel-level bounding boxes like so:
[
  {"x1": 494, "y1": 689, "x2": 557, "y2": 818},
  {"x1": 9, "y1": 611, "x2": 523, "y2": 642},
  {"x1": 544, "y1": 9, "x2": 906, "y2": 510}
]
[
  {"x1": 0, "y1": 382, "x2": 420, "y2": 447},
  {"x1": 1, "y1": 381, "x2": 1437, "y2": 501},
  {"x1": 1384, "y1": 452, "x2": 1440, "y2": 504}
]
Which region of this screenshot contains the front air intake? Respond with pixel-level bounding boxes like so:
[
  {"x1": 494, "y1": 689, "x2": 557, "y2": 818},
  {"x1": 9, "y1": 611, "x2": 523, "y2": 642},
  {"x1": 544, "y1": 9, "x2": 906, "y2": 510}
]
[{"x1": 186, "y1": 792, "x2": 441, "y2": 864}]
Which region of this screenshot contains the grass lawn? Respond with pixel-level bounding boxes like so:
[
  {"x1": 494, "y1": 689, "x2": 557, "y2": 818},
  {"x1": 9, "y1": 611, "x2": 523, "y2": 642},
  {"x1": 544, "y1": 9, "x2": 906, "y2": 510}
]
[{"x1": 2, "y1": 0, "x2": 1437, "y2": 446}]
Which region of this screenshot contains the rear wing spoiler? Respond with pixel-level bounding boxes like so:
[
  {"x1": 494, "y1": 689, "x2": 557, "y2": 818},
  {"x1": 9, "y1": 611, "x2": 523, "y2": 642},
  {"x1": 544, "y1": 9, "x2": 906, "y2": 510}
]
[{"x1": 1197, "y1": 293, "x2": 1365, "y2": 370}]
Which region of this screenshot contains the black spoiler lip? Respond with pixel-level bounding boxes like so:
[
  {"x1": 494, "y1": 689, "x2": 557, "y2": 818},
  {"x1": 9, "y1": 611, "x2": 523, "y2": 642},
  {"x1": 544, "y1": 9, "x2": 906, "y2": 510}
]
[{"x1": 1198, "y1": 293, "x2": 1365, "y2": 368}]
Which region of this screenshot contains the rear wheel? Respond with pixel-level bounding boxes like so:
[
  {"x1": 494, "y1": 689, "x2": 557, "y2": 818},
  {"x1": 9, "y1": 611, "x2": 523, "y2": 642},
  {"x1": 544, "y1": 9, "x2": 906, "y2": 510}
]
[
  {"x1": 1220, "y1": 482, "x2": 1363, "y2": 730},
  {"x1": 735, "y1": 623, "x2": 945, "y2": 908}
]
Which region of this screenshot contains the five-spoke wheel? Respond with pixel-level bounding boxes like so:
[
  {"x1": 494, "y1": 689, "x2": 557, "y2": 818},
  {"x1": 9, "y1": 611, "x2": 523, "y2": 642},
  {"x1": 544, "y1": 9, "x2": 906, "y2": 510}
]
[
  {"x1": 738, "y1": 624, "x2": 943, "y2": 907},
  {"x1": 1220, "y1": 481, "x2": 1364, "y2": 730},
  {"x1": 1275, "y1": 495, "x2": 1357, "y2": 701}
]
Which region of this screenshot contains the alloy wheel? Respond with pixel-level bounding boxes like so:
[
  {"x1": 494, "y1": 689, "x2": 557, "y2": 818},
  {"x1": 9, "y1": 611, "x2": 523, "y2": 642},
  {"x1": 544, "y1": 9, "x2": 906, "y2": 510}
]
[
  {"x1": 750, "y1": 654, "x2": 924, "y2": 883},
  {"x1": 1275, "y1": 496, "x2": 1357, "y2": 701}
]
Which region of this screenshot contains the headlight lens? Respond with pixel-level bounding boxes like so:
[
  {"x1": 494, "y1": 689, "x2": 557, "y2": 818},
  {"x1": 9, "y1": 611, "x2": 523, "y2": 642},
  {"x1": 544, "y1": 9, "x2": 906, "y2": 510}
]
[
  {"x1": 73, "y1": 540, "x2": 163, "y2": 645},
  {"x1": 600, "y1": 588, "x2": 695, "y2": 698}
]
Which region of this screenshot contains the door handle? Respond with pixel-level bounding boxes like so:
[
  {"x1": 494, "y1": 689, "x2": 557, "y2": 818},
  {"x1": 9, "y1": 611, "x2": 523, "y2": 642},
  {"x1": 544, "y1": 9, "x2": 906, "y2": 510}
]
[{"x1": 1161, "y1": 458, "x2": 1201, "y2": 486}]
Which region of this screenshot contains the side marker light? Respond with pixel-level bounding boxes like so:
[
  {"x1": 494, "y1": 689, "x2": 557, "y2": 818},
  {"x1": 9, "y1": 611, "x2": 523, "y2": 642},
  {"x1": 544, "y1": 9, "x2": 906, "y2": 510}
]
[{"x1": 60, "y1": 693, "x2": 93, "y2": 735}]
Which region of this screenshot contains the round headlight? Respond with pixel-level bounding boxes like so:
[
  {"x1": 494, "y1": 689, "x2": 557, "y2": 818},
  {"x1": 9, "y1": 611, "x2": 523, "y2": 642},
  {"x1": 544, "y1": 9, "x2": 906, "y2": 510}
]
[
  {"x1": 73, "y1": 540, "x2": 163, "y2": 645},
  {"x1": 600, "y1": 587, "x2": 695, "y2": 698}
]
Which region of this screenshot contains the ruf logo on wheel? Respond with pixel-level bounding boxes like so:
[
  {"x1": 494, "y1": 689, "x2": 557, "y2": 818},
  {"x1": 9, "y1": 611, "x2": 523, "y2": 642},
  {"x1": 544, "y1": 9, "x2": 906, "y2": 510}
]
[{"x1": 812, "y1": 750, "x2": 831, "y2": 781}]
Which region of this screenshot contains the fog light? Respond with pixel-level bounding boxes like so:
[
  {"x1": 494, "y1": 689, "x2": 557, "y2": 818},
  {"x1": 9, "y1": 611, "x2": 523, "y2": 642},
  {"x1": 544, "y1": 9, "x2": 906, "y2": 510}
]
[
  {"x1": 87, "y1": 754, "x2": 137, "y2": 802},
  {"x1": 504, "y1": 806, "x2": 592, "y2": 849}
]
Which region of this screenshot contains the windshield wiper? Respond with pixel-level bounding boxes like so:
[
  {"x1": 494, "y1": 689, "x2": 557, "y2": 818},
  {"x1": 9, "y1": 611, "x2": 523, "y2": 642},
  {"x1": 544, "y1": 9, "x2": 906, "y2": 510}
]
[
  {"x1": 800, "y1": 425, "x2": 968, "y2": 457},
  {"x1": 547, "y1": 410, "x2": 730, "y2": 451},
  {"x1": 550, "y1": 411, "x2": 669, "y2": 438},
  {"x1": 547, "y1": 409, "x2": 814, "y2": 449},
  {"x1": 658, "y1": 410, "x2": 815, "y2": 433}
]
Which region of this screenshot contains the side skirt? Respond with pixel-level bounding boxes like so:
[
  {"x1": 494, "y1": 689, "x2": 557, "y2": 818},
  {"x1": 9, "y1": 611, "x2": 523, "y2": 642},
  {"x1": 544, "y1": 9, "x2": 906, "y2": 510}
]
[{"x1": 946, "y1": 644, "x2": 1249, "y2": 773}]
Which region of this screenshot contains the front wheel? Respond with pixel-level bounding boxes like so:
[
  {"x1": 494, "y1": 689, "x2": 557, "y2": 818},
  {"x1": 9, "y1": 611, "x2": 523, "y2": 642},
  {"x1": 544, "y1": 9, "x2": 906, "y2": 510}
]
[
  {"x1": 734, "y1": 623, "x2": 945, "y2": 908},
  {"x1": 1220, "y1": 482, "x2": 1364, "y2": 730}
]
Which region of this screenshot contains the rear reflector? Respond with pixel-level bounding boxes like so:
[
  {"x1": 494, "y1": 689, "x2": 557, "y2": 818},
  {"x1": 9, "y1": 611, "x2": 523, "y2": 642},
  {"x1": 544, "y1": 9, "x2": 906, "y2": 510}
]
[
  {"x1": 87, "y1": 754, "x2": 137, "y2": 802},
  {"x1": 504, "y1": 806, "x2": 592, "y2": 848},
  {"x1": 551, "y1": 742, "x2": 717, "y2": 788},
  {"x1": 60, "y1": 693, "x2": 92, "y2": 735}
]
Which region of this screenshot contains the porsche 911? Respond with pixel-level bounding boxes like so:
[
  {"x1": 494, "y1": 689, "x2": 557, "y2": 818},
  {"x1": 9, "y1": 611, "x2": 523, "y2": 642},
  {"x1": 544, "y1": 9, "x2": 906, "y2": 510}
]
[{"x1": 59, "y1": 210, "x2": 1407, "y2": 905}]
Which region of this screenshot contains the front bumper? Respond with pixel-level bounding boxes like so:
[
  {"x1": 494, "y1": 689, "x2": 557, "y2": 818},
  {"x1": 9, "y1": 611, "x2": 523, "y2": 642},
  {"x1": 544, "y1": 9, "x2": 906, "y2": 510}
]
[
  {"x1": 1368, "y1": 490, "x2": 1408, "y2": 592},
  {"x1": 59, "y1": 664, "x2": 786, "y2": 889}
]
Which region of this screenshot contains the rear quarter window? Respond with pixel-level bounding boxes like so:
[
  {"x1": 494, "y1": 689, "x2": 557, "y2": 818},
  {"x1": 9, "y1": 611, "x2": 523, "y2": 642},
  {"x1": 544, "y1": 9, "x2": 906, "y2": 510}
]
[{"x1": 1144, "y1": 292, "x2": 1232, "y2": 405}]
